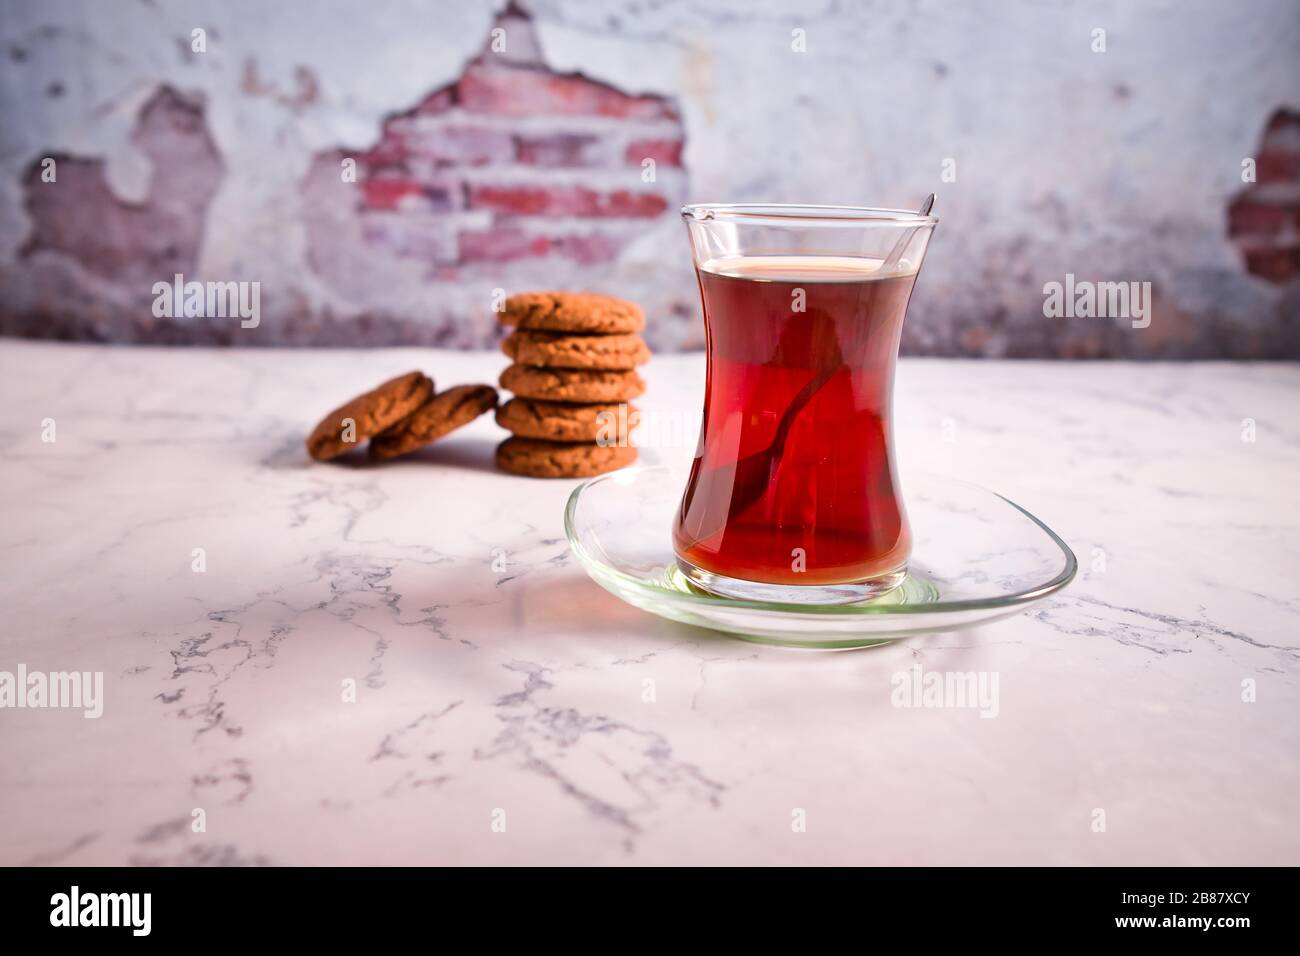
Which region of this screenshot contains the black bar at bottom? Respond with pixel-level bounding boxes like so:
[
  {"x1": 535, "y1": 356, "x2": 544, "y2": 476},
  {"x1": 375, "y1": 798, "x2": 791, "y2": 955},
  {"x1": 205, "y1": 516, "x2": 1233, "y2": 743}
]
[{"x1": 0, "y1": 866, "x2": 1288, "y2": 942}]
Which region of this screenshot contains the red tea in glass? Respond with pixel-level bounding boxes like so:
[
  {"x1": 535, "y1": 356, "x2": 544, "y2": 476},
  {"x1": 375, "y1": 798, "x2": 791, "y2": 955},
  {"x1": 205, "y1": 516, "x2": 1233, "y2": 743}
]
[{"x1": 674, "y1": 205, "x2": 936, "y2": 605}]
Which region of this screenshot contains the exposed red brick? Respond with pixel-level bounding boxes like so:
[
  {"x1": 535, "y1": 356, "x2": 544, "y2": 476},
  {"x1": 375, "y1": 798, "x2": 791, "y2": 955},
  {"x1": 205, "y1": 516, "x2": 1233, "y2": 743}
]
[
  {"x1": 598, "y1": 188, "x2": 668, "y2": 216},
  {"x1": 1230, "y1": 109, "x2": 1300, "y2": 284},
  {"x1": 300, "y1": 4, "x2": 686, "y2": 303},
  {"x1": 360, "y1": 132, "x2": 407, "y2": 170},
  {"x1": 1257, "y1": 148, "x2": 1300, "y2": 184},
  {"x1": 20, "y1": 86, "x2": 223, "y2": 284},
  {"x1": 1262, "y1": 108, "x2": 1300, "y2": 141},
  {"x1": 517, "y1": 132, "x2": 599, "y2": 166},
  {"x1": 467, "y1": 184, "x2": 547, "y2": 215},
  {"x1": 412, "y1": 85, "x2": 455, "y2": 115},
  {"x1": 467, "y1": 183, "x2": 667, "y2": 217},
  {"x1": 457, "y1": 63, "x2": 676, "y2": 120},
  {"x1": 360, "y1": 178, "x2": 427, "y2": 210},
  {"x1": 1242, "y1": 246, "x2": 1298, "y2": 283},
  {"x1": 1227, "y1": 198, "x2": 1288, "y2": 236},
  {"x1": 624, "y1": 138, "x2": 684, "y2": 166}
]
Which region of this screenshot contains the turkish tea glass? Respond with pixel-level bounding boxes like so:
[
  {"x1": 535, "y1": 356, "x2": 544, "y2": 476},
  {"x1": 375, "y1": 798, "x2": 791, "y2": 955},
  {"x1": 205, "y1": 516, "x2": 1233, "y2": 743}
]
[{"x1": 674, "y1": 204, "x2": 937, "y2": 605}]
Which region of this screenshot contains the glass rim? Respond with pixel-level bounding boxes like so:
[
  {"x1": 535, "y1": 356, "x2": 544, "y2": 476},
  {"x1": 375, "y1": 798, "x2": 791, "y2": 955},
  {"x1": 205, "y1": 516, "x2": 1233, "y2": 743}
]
[{"x1": 681, "y1": 203, "x2": 938, "y2": 227}]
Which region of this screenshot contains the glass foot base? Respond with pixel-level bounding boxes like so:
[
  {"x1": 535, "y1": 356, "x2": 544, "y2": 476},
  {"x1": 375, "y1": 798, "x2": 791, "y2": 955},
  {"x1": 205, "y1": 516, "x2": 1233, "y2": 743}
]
[{"x1": 676, "y1": 559, "x2": 906, "y2": 606}]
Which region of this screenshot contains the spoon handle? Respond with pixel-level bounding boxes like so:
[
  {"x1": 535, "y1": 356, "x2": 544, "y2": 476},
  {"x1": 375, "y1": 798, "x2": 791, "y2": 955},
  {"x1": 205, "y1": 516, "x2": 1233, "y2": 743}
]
[{"x1": 880, "y1": 193, "x2": 935, "y2": 273}]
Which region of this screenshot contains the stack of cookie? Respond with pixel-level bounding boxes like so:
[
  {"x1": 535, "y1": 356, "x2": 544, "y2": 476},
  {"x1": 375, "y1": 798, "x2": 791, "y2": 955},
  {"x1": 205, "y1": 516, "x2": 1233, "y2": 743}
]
[{"x1": 495, "y1": 292, "x2": 649, "y2": 478}]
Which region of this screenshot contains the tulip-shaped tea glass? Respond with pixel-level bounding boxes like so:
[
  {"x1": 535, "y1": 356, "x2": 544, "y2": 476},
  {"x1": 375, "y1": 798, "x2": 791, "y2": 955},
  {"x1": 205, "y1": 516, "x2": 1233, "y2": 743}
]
[{"x1": 674, "y1": 204, "x2": 937, "y2": 605}]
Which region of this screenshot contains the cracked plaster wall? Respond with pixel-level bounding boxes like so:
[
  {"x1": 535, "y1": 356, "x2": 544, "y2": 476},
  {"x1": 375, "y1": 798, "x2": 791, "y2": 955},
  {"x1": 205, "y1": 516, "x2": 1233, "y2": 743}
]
[{"x1": 0, "y1": 0, "x2": 1297, "y2": 356}]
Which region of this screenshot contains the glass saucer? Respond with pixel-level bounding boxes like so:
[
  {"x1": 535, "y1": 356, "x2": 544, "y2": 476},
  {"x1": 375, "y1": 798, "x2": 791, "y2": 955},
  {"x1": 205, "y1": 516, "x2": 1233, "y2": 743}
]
[{"x1": 564, "y1": 465, "x2": 1077, "y2": 649}]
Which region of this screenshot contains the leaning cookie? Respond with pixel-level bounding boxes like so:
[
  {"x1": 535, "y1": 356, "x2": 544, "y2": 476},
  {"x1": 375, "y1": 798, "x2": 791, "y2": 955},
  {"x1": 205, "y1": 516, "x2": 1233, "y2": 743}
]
[
  {"x1": 369, "y1": 384, "x2": 498, "y2": 461},
  {"x1": 495, "y1": 437, "x2": 637, "y2": 478},
  {"x1": 499, "y1": 364, "x2": 645, "y2": 403},
  {"x1": 500, "y1": 292, "x2": 645, "y2": 335},
  {"x1": 501, "y1": 329, "x2": 650, "y2": 370},
  {"x1": 496, "y1": 397, "x2": 639, "y2": 442},
  {"x1": 307, "y1": 371, "x2": 433, "y2": 461}
]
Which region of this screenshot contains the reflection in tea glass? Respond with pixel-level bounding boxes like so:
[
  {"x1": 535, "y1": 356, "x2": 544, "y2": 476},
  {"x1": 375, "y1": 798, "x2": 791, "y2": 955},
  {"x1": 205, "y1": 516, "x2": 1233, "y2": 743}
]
[{"x1": 675, "y1": 204, "x2": 938, "y2": 605}]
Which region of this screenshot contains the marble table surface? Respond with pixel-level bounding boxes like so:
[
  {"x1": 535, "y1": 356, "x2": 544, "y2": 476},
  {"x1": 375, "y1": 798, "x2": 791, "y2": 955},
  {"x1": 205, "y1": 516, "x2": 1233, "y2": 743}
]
[{"x1": 1, "y1": 340, "x2": 1297, "y2": 866}]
